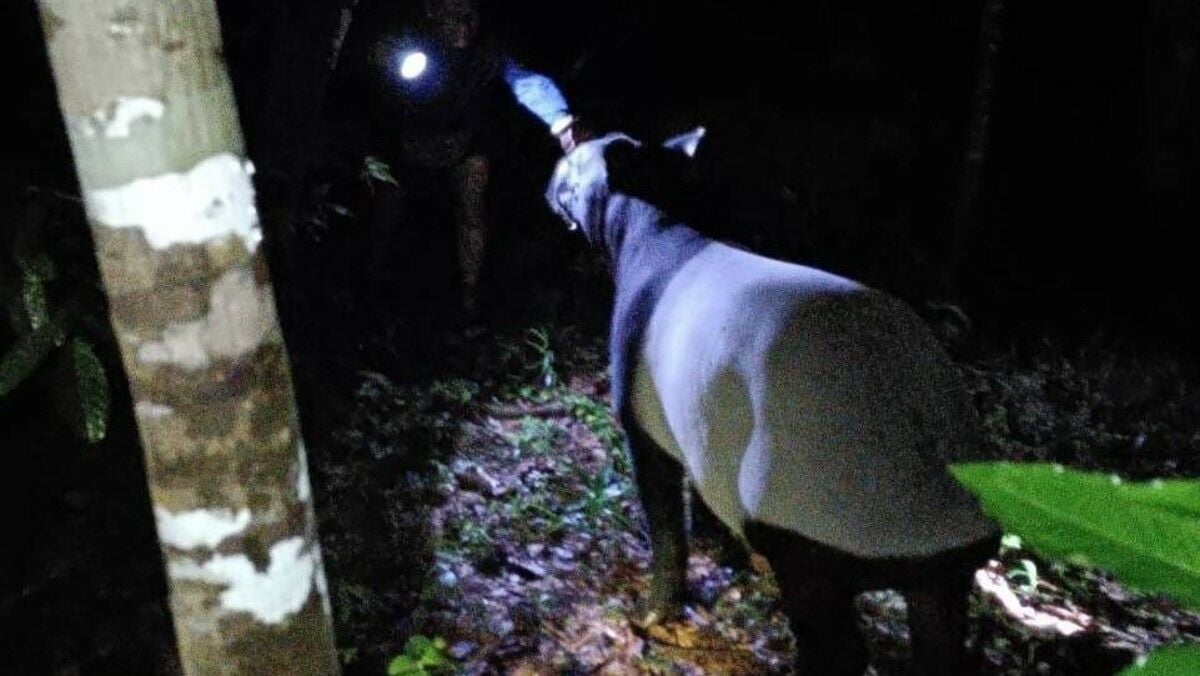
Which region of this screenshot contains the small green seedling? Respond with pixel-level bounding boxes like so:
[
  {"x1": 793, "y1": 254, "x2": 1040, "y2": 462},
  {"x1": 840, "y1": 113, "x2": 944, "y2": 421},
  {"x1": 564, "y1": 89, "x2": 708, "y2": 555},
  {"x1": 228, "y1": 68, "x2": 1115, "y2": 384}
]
[{"x1": 387, "y1": 635, "x2": 454, "y2": 676}]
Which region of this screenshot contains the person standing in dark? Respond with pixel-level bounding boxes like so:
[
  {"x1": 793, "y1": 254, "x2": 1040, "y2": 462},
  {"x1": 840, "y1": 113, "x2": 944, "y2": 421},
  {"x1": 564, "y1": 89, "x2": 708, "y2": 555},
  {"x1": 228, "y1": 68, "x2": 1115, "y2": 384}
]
[{"x1": 328, "y1": 0, "x2": 584, "y2": 320}]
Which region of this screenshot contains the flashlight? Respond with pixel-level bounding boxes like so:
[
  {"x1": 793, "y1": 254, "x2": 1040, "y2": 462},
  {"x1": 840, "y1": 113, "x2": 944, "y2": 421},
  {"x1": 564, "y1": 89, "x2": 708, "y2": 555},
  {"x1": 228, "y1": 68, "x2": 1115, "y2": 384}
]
[{"x1": 399, "y1": 50, "x2": 428, "y2": 80}]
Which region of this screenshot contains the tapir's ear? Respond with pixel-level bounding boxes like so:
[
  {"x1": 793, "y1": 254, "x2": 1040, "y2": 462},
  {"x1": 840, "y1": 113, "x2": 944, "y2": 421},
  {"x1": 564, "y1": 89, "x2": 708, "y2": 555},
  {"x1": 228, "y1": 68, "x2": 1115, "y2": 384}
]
[{"x1": 662, "y1": 126, "x2": 706, "y2": 158}]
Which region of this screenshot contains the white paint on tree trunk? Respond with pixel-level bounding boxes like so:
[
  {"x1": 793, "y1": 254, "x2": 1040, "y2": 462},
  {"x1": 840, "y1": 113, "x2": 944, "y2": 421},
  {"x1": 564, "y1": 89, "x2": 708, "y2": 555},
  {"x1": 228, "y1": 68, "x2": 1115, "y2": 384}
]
[
  {"x1": 156, "y1": 506, "x2": 252, "y2": 550},
  {"x1": 75, "y1": 96, "x2": 165, "y2": 139},
  {"x1": 295, "y1": 441, "x2": 312, "y2": 502},
  {"x1": 136, "y1": 268, "x2": 279, "y2": 370},
  {"x1": 86, "y1": 153, "x2": 262, "y2": 252},
  {"x1": 135, "y1": 400, "x2": 175, "y2": 419},
  {"x1": 169, "y1": 537, "x2": 317, "y2": 624},
  {"x1": 313, "y1": 545, "x2": 332, "y2": 617},
  {"x1": 108, "y1": 17, "x2": 145, "y2": 40}
]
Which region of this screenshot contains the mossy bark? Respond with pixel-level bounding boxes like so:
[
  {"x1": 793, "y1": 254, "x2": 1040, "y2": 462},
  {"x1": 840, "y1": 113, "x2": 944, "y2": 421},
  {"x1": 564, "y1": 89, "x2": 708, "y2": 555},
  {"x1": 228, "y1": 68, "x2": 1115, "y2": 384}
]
[{"x1": 36, "y1": 1, "x2": 340, "y2": 673}]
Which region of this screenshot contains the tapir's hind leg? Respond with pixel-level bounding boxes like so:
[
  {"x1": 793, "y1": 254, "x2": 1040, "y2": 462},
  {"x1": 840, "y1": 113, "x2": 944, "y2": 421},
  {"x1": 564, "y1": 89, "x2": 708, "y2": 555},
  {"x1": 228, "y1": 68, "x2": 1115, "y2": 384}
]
[
  {"x1": 905, "y1": 534, "x2": 997, "y2": 675},
  {"x1": 906, "y1": 568, "x2": 978, "y2": 675},
  {"x1": 747, "y1": 525, "x2": 868, "y2": 675},
  {"x1": 772, "y1": 565, "x2": 868, "y2": 676},
  {"x1": 626, "y1": 425, "x2": 689, "y2": 624}
]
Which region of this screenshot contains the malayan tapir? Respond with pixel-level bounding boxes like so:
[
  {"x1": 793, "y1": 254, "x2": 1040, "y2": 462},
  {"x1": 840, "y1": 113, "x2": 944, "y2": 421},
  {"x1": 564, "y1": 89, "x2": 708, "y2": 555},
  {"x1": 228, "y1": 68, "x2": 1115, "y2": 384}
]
[{"x1": 546, "y1": 130, "x2": 1001, "y2": 675}]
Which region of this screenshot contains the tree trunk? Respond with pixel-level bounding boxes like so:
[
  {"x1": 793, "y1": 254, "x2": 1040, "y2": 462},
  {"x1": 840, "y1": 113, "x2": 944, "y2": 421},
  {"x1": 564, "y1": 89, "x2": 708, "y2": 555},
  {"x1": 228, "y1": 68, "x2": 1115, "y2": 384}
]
[
  {"x1": 234, "y1": 1, "x2": 360, "y2": 438},
  {"x1": 1140, "y1": 0, "x2": 1199, "y2": 196},
  {"x1": 246, "y1": 0, "x2": 360, "y2": 187},
  {"x1": 950, "y1": 0, "x2": 1006, "y2": 288},
  {"x1": 35, "y1": 1, "x2": 340, "y2": 673},
  {"x1": 245, "y1": 0, "x2": 360, "y2": 273}
]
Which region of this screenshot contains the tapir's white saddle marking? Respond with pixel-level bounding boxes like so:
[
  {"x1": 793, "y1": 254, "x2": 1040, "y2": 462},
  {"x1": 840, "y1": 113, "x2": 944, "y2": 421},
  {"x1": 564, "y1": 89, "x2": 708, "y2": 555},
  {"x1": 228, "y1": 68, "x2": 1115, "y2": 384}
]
[{"x1": 630, "y1": 242, "x2": 997, "y2": 558}]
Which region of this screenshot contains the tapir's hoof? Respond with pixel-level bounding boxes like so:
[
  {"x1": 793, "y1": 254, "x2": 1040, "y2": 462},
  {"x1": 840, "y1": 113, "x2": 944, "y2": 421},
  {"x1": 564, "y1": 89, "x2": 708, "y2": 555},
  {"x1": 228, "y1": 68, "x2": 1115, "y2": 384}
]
[
  {"x1": 642, "y1": 620, "x2": 707, "y2": 649},
  {"x1": 631, "y1": 594, "x2": 684, "y2": 631},
  {"x1": 632, "y1": 605, "x2": 721, "y2": 649}
]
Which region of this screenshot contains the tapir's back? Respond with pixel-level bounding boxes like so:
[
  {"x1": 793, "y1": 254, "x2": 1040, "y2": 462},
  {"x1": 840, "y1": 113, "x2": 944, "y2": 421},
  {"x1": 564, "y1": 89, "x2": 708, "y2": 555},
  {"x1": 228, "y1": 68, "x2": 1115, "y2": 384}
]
[{"x1": 632, "y1": 243, "x2": 998, "y2": 559}]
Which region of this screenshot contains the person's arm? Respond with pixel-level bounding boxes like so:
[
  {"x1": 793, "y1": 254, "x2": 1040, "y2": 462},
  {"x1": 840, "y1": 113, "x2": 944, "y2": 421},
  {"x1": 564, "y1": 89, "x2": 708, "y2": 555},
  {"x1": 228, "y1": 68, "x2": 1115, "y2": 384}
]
[{"x1": 500, "y1": 57, "x2": 586, "y2": 152}]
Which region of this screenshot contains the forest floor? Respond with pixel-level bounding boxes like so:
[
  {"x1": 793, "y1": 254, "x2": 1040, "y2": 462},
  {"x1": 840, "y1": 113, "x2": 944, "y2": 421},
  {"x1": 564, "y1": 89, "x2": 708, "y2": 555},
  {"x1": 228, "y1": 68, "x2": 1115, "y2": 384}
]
[
  {"x1": 311, "y1": 320, "x2": 1200, "y2": 676},
  {"x1": 5, "y1": 300, "x2": 1200, "y2": 675}
]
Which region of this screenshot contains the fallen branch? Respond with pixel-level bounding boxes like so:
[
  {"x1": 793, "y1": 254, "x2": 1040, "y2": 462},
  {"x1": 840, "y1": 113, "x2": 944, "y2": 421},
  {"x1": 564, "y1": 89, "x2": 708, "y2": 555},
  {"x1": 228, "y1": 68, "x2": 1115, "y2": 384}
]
[
  {"x1": 976, "y1": 563, "x2": 1093, "y2": 637},
  {"x1": 485, "y1": 402, "x2": 571, "y2": 419}
]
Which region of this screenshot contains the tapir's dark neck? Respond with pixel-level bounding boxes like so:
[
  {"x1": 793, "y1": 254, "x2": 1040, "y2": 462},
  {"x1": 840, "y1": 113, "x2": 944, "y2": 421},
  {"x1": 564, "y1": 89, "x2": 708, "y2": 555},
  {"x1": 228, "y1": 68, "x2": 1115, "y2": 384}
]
[
  {"x1": 602, "y1": 194, "x2": 709, "y2": 292},
  {"x1": 601, "y1": 194, "x2": 709, "y2": 418}
]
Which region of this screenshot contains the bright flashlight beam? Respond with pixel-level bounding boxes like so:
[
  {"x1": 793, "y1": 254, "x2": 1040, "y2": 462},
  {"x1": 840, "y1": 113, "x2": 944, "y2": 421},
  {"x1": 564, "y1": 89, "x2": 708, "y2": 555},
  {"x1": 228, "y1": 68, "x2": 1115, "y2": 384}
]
[{"x1": 400, "y1": 51, "x2": 428, "y2": 80}]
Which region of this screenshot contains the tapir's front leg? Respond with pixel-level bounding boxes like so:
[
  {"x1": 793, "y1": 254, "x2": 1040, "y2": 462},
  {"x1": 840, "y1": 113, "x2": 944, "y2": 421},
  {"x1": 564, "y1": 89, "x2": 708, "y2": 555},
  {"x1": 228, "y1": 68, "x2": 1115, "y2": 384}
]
[{"x1": 625, "y1": 422, "x2": 689, "y2": 625}]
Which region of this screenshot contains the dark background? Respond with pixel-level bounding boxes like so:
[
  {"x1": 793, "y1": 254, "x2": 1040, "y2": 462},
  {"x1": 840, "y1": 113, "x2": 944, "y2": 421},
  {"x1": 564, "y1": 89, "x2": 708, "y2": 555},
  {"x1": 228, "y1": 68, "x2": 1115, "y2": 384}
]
[
  {"x1": 2, "y1": 0, "x2": 1197, "y2": 672},
  {"x1": 5, "y1": 0, "x2": 1197, "y2": 343}
]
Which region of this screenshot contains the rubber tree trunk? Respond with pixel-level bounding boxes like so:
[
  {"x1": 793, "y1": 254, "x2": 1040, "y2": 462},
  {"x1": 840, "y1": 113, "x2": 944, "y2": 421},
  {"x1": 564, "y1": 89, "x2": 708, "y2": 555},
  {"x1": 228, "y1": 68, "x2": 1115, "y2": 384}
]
[
  {"x1": 1141, "y1": 0, "x2": 1199, "y2": 195},
  {"x1": 229, "y1": 1, "x2": 359, "y2": 446},
  {"x1": 35, "y1": 1, "x2": 340, "y2": 673},
  {"x1": 246, "y1": 0, "x2": 359, "y2": 193},
  {"x1": 246, "y1": 0, "x2": 359, "y2": 288},
  {"x1": 950, "y1": 0, "x2": 1006, "y2": 288}
]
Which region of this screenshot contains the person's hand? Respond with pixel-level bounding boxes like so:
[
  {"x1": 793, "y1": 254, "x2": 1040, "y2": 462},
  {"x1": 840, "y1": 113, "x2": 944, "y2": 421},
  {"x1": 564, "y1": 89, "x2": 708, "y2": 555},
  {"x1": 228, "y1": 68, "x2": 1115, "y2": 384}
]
[{"x1": 553, "y1": 116, "x2": 592, "y2": 153}]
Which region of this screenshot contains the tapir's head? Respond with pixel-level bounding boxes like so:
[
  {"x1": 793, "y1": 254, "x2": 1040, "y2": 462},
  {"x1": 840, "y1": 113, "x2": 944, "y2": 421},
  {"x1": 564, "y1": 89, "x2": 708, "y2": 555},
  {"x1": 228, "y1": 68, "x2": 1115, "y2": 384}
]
[{"x1": 546, "y1": 128, "x2": 706, "y2": 248}]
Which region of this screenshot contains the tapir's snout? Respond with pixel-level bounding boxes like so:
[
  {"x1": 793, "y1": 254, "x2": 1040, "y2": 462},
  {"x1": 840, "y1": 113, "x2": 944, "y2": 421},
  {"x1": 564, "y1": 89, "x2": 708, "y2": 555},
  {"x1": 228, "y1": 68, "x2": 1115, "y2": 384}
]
[{"x1": 544, "y1": 134, "x2": 627, "y2": 237}]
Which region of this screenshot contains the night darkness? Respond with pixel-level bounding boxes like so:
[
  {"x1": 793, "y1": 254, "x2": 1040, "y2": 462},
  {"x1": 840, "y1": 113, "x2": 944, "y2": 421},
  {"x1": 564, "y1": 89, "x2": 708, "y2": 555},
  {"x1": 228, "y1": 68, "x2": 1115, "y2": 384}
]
[{"x1": 2, "y1": 0, "x2": 1199, "y2": 674}]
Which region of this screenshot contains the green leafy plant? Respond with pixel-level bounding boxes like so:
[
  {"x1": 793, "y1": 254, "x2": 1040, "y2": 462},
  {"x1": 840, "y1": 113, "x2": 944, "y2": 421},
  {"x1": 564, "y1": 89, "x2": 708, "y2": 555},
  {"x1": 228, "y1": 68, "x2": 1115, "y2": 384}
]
[
  {"x1": 523, "y1": 326, "x2": 558, "y2": 388},
  {"x1": 562, "y1": 392, "x2": 629, "y2": 472},
  {"x1": 453, "y1": 518, "x2": 493, "y2": 554},
  {"x1": 951, "y1": 462, "x2": 1200, "y2": 674},
  {"x1": 508, "y1": 415, "x2": 561, "y2": 457},
  {"x1": 1, "y1": 198, "x2": 110, "y2": 444},
  {"x1": 1, "y1": 253, "x2": 63, "y2": 395},
  {"x1": 429, "y1": 378, "x2": 479, "y2": 406},
  {"x1": 361, "y1": 155, "x2": 399, "y2": 193},
  {"x1": 1007, "y1": 558, "x2": 1039, "y2": 592},
  {"x1": 1126, "y1": 644, "x2": 1200, "y2": 675},
  {"x1": 386, "y1": 635, "x2": 455, "y2": 675},
  {"x1": 507, "y1": 490, "x2": 568, "y2": 538},
  {"x1": 568, "y1": 462, "x2": 631, "y2": 531}
]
